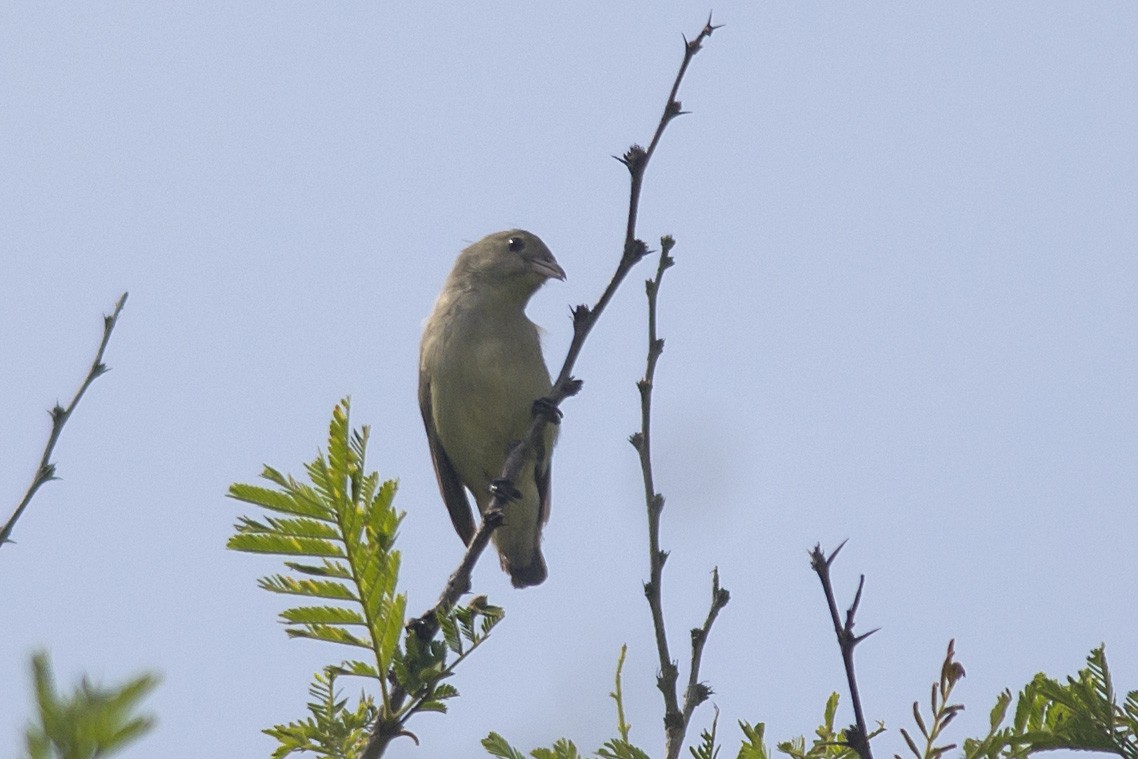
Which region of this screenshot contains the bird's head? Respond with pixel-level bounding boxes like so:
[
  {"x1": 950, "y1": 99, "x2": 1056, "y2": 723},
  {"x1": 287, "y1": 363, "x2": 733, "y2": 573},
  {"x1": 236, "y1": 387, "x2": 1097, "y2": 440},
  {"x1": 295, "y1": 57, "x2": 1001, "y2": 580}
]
[{"x1": 451, "y1": 229, "x2": 566, "y2": 302}]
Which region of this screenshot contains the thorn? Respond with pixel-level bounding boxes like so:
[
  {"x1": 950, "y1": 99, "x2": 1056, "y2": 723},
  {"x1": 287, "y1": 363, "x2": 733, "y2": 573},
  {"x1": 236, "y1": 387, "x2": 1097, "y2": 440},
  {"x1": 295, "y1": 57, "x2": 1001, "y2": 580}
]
[
  {"x1": 50, "y1": 405, "x2": 66, "y2": 421},
  {"x1": 689, "y1": 681, "x2": 713, "y2": 705},
  {"x1": 625, "y1": 238, "x2": 649, "y2": 263},
  {"x1": 572, "y1": 304, "x2": 591, "y2": 327},
  {"x1": 562, "y1": 377, "x2": 583, "y2": 396},
  {"x1": 848, "y1": 574, "x2": 867, "y2": 617},
  {"x1": 828, "y1": 537, "x2": 850, "y2": 565},
  {"x1": 707, "y1": 14, "x2": 725, "y2": 35},
  {"x1": 620, "y1": 144, "x2": 647, "y2": 173},
  {"x1": 395, "y1": 729, "x2": 420, "y2": 746}
]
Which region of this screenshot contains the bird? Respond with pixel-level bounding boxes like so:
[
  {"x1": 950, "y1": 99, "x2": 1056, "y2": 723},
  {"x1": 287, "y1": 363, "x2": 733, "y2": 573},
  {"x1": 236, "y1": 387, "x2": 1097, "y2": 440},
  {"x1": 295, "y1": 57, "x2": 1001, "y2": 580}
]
[{"x1": 419, "y1": 229, "x2": 565, "y2": 588}]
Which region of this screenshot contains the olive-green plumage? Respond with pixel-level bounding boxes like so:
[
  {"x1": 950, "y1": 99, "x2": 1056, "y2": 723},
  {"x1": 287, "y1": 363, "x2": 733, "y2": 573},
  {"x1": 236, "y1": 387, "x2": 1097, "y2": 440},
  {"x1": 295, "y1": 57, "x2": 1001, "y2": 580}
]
[{"x1": 419, "y1": 230, "x2": 565, "y2": 588}]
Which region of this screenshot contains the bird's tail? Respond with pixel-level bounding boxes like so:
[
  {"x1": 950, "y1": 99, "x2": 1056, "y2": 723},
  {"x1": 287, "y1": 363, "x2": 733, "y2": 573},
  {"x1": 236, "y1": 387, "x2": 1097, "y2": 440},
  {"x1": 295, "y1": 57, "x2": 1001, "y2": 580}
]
[{"x1": 504, "y1": 550, "x2": 547, "y2": 588}]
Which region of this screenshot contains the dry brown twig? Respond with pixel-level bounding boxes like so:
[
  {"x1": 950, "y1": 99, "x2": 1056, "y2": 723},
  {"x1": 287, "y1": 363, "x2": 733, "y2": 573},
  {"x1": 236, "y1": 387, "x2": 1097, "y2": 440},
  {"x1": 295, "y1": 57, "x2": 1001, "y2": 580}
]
[
  {"x1": 811, "y1": 541, "x2": 881, "y2": 759},
  {"x1": 0, "y1": 292, "x2": 129, "y2": 548}
]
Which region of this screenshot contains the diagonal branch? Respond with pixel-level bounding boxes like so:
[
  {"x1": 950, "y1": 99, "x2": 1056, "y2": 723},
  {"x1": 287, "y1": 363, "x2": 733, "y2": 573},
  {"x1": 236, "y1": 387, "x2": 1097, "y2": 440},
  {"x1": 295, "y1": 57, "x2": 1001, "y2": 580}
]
[
  {"x1": 1, "y1": 292, "x2": 129, "y2": 548},
  {"x1": 411, "y1": 14, "x2": 720, "y2": 634},
  {"x1": 363, "y1": 17, "x2": 720, "y2": 759},
  {"x1": 810, "y1": 541, "x2": 879, "y2": 759}
]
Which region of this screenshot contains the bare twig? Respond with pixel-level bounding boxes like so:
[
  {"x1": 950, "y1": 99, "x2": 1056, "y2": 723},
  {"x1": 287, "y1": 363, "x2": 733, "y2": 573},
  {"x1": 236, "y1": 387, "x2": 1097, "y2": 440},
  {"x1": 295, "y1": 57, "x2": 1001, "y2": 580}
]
[
  {"x1": 810, "y1": 541, "x2": 879, "y2": 759},
  {"x1": 364, "y1": 17, "x2": 720, "y2": 758},
  {"x1": 633, "y1": 237, "x2": 729, "y2": 759},
  {"x1": 1, "y1": 292, "x2": 128, "y2": 548},
  {"x1": 680, "y1": 568, "x2": 730, "y2": 738}
]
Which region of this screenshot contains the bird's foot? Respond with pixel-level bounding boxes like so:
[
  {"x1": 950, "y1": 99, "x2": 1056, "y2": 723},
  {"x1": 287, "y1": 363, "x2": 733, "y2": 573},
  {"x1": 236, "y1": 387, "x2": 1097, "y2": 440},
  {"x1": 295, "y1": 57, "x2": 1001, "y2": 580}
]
[
  {"x1": 531, "y1": 396, "x2": 562, "y2": 424},
  {"x1": 489, "y1": 479, "x2": 521, "y2": 503}
]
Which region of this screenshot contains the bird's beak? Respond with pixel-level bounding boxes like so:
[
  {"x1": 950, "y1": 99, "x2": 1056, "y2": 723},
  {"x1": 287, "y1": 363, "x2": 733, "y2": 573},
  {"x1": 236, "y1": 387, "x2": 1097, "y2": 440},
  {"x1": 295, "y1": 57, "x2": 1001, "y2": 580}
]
[{"x1": 529, "y1": 255, "x2": 567, "y2": 282}]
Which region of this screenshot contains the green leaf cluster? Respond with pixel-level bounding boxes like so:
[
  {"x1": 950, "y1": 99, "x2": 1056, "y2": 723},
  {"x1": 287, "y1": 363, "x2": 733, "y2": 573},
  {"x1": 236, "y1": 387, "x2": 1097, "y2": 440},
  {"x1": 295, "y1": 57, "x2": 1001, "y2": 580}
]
[
  {"x1": 23, "y1": 651, "x2": 157, "y2": 759},
  {"x1": 263, "y1": 667, "x2": 376, "y2": 759},
  {"x1": 964, "y1": 645, "x2": 1138, "y2": 759},
  {"x1": 227, "y1": 398, "x2": 504, "y2": 755},
  {"x1": 777, "y1": 692, "x2": 884, "y2": 759}
]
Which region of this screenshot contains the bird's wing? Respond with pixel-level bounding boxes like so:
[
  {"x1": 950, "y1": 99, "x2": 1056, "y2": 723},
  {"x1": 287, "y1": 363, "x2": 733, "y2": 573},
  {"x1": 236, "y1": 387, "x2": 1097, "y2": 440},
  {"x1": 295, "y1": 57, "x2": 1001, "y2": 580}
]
[{"x1": 418, "y1": 374, "x2": 477, "y2": 545}]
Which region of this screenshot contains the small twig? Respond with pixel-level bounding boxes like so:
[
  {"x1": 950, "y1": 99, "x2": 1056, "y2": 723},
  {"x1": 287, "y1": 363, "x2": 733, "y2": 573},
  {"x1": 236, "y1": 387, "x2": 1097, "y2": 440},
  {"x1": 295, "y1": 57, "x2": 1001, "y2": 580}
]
[
  {"x1": 810, "y1": 542, "x2": 879, "y2": 759},
  {"x1": 680, "y1": 568, "x2": 730, "y2": 735},
  {"x1": 363, "y1": 17, "x2": 720, "y2": 759},
  {"x1": 633, "y1": 239, "x2": 679, "y2": 734},
  {"x1": 1, "y1": 292, "x2": 128, "y2": 548},
  {"x1": 635, "y1": 238, "x2": 729, "y2": 759},
  {"x1": 612, "y1": 643, "x2": 632, "y2": 744}
]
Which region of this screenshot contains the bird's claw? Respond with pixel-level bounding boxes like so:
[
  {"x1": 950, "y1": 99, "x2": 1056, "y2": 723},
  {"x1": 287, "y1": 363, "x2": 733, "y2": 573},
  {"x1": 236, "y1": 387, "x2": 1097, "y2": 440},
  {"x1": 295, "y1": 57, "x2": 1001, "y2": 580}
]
[
  {"x1": 489, "y1": 479, "x2": 521, "y2": 502},
  {"x1": 532, "y1": 396, "x2": 562, "y2": 424}
]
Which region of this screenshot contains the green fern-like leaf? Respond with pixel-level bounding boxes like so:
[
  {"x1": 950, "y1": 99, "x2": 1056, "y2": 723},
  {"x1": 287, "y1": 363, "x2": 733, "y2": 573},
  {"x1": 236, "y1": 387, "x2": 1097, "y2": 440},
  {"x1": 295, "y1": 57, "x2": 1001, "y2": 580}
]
[
  {"x1": 544, "y1": 738, "x2": 585, "y2": 758},
  {"x1": 963, "y1": 645, "x2": 1138, "y2": 759},
  {"x1": 233, "y1": 398, "x2": 505, "y2": 749},
  {"x1": 737, "y1": 721, "x2": 769, "y2": 759},
  {"x1": 776, "y1": 692, "x2": 879, "y2": 759},
  {"x1": 265, "y1": 667, "x2": 375, "y2": 758},
  {"x1": 690, "y1": 706, "x2": 721, "y2": 759},
  {"x1": 598, "y1": 740, "x2": 653, "y2": 759},
  {"x1": 24, "y1": 651, "x2": 158, "y2": 759},
  {"x1": 227, "y1": 398, "x2": 405, "y2": 700},
  {"x1": 483, "y1": 731, "x2": 528, "y2": 759}
]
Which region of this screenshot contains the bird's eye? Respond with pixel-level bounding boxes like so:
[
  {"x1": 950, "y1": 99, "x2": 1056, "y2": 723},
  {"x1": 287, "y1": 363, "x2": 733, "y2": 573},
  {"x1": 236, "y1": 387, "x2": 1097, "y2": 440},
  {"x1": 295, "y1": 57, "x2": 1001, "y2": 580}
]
[{"x1": 507, "y1": 236, "x2": 525, "y2": 253}]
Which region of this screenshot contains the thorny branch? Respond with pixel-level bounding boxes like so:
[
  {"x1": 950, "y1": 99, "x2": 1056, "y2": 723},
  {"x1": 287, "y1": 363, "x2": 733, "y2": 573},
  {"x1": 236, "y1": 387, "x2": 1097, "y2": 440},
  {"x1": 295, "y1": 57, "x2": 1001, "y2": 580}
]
[
  {"x1": 631, "y1": 238, "x2": 729, "y2": 759},
  {"x1": 363, "y1": 16, "x2": 720, "y2": 759},
  {"x1": 811, "y1": 541, "x2": 880, "y2": 759},
  {"x1": 423, "y1": 13, "x2": 720, "y2": 625},
  {"x1": 1, "y1": 292, "x2": 129, "y2": 548}
]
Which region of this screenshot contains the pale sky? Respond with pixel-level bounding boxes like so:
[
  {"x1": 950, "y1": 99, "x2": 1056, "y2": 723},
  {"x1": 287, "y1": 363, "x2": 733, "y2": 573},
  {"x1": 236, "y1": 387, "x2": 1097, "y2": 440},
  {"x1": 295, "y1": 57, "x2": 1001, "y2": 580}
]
[{"x1": 2, "y1": 3, "x2": 1136, "y2": 758}]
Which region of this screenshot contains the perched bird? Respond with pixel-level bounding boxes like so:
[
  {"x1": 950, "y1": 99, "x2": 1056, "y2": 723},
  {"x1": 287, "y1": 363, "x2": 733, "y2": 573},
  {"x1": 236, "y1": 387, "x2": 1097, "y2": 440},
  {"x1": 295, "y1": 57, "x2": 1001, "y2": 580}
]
[{"x1": 419, "y1": 229, "x2": 565, "y2": 588}]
